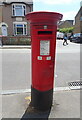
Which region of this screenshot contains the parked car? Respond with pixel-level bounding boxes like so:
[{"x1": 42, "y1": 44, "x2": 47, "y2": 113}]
[
  {"x1": 57, "y1": 32, "x2": 64, "y2": 40},
  {"x1": 70, "y1": 33, "x2": 82, "y2": 43}
]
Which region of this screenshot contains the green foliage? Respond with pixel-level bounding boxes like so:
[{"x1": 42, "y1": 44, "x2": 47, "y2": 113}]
[
  {"x1": 2, "y1": 37, "x2": 31, "y2": 45},
  {"x1": 59, "y1": 27, "x2": 74, "y2": 33}
]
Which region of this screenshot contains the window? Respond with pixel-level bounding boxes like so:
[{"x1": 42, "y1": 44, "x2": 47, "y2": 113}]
[
  {"x1": 1, "y1": 24, "x2": 8, "y2": 36},
  {"x1": 80, "y1": 17, "x2": 82, "y2": 21},
  {"x1": 14, "y1": 23, "x2": 27, "y2": 35},
  {"x1": 12, "y1": 4, "x2": 26, "y2": 16}
]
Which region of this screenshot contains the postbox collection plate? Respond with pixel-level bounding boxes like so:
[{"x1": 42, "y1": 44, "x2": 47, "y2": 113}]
[{"x1": 40, "y1": 40, "x2": 50, "y2": 55}]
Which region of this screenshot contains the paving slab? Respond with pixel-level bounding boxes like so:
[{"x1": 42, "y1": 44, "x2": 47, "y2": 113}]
[{"x1": 1, "y1": 90, "x2": 80, "y2": 119}]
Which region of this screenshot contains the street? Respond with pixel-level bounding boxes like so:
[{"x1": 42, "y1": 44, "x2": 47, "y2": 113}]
[
  {"x1": 0, "y1": 40, "x2": 81, "y2": 119},
  {"x1": 0, "y1": 40, "x2": 80, "y2": 91},
  {"x1": 55, "y1": 40, "x2": 80, "y2": 87}
]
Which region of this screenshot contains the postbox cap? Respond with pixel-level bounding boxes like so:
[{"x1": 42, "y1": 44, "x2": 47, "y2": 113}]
[{"x1": 26, "y1": 11, "x2": 63, "y2": 22}]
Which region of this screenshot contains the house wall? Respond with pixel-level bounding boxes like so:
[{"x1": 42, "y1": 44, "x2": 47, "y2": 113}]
[
  {"x1": 3, "y1": 4, "x2": 13, "y2": 36},
  {"x1": 80, "y1": 8, "x2": 82, "y2": 33},
  {"x1": 58, "y1": 21, "x2": 73, "y2": 29},
  {"x1": 74, "y1": 7, "x2": 82, "y2": 33},
  {"x1": 74, "y1": 14, "x2": 80, "y2": 33},
  {"x1": 81, "y1": 21, "x2": 82, "y2": 33},
  {"x1": 2, "y1": 3, "x2": 33, "y2": 36},
  {"x1": 0, "y1": 6, "x2": 2, "y2": 22}
]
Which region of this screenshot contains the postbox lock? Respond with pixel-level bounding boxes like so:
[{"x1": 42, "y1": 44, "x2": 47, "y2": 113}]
[{"x1": 44, "y1": 25, "x2": 47, "y2": 29}]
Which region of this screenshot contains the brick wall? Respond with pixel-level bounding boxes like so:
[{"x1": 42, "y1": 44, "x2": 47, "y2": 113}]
[
  {"x1": 74, "y1": 7, "x2": 82, "y2": 33},
  {"x1": 0, "y1": 6, "x2": 2, "y2": 22}
]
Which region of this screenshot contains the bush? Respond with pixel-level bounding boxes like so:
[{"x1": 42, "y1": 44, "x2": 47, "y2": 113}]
[
  {"x1": 2, "y1": 36, "x2": 31, "y2": 45},
  {"x1": 59, "y1": 27, "x2": 74, "y2": 33}
]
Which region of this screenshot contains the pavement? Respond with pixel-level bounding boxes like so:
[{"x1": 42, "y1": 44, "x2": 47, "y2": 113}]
[
  {"x1": 0, "y1": 40, "x2": 81, "y2": 119},
  {"x1": 1, "y1": 89, "x2": 81, "y2": 119}
]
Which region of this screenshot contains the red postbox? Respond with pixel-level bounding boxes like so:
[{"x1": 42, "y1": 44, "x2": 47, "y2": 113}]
[{"x1": 26, "y1": 11, "x2": 63, "y2": 111}]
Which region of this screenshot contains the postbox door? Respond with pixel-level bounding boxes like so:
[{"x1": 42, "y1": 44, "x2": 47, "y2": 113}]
[
  {"x1": 32, "y1": 34, "x2": 56, "y2": 91},
  {"x1": 31, "y1": 25, "x2": 57, "y2": 91}
]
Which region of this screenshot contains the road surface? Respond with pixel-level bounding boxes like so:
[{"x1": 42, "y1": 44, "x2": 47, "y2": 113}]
[{"x1": 0, "y1": 40, "x2": 80, "y2": 91}]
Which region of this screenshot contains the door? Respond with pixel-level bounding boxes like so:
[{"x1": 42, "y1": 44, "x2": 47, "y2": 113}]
[{"x1": 1, "y1": 25, "x2": 7, "y2": 36}]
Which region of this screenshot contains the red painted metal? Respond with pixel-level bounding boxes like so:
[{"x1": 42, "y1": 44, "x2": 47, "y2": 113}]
[{"x1": 26, "y1": 11, "x2": 63, "y2": 91}]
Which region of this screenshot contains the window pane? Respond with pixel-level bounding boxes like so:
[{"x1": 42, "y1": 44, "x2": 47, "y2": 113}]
[
  {"x1": 17, "y1": 25, "x2": 23, "y2": 27},
  {"x1": 2, "y1": 25, "x2": 6, "y2": 27},
  {"x1": 15, "y1": 8, "x2": 22, "y2": 16},
  {"x1": 13, "y1": 4, "x2": 26, "y2": 16},
  {"x1": 14, "y1": 23, "x2": 27, "y2": 35},
  {"x1": 13, "y1": 5, "x2": 14, "y2": 8},
  {"x1": 23, "y1": 6, "x2": 26, "y2": 15},
  {"x1": 17, "y1": 28, "x2": 23, "y2": 35},
  {"x1": 24, "y1": 27, "x2": 26, "y2": 35},
  {"x1": 24, "y1": 24, "x2": 27, "y2": 35},
  {"x1": 13, "y1": 5, "x2": 15, "y2": 16},
  {"x1": 24, "y1": 24, "x2": 26, "y2": 28},
  {"x1": 15, "y1": 5, "x2": 22, "y2": 8},
  {"x1": 13, "y1": 10, "x2": 15, "y2": 16}
]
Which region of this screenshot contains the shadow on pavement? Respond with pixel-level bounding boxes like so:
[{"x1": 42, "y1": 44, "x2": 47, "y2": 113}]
[{"x1": 21, "y1": 104, "x2": 51, "y2": 120}]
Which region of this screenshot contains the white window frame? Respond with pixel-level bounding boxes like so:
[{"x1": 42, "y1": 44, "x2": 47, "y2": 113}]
[
  {"x1": 12, "y1": 4, "x2": 26, "y2": 16},
  {"x1": 13, "y1": 22, "x2": 27, "y2": 36}
]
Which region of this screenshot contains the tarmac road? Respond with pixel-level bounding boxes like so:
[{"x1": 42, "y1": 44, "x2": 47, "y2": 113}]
[{"x1": 0, "y1": 40, "x2": 80, "y2": 91}]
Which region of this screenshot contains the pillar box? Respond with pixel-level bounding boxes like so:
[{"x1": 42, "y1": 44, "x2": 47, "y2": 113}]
[{"x1": 26, "y1": 11, "x2": 63, "y2": 111}]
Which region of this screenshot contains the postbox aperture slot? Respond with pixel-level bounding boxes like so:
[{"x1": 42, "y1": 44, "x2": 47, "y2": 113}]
[
  {"x1": 40, "y1": 40, "x2": 50, "y2": 56},
  {"x1": 38, "y1": 31, "x2": 52, "y2": 35}
]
